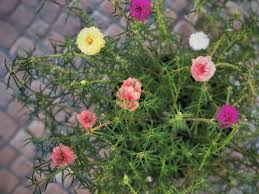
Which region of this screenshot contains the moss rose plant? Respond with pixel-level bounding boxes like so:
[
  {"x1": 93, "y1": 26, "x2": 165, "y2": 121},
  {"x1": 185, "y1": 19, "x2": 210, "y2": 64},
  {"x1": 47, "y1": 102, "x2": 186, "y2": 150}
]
[{"x1": 5, "y1": 0, "x2": 258, "y2": 193}]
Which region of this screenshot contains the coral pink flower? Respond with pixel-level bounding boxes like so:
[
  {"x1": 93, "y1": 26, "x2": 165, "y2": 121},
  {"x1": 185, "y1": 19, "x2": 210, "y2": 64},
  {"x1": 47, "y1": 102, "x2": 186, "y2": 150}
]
[
  {"x1": 122, "y1": 77, "x2": 142, "y2": 93},
  {"x1": 77, "y1": 110, "x2": 97, "y2": 132},
  {"x1": 129, "y1": 0, "x2": 151, "y2": 22},
  {"x1": 116, "y1": 77, "x2": 142, "y2": 111},
  {"x1": 215, "y1": 104, "x2": 239, "y2": 128},
  {"x1": 51, "y1": 144, "x2": 77, "y2": 167},
  {"x1": 191, "y1": 56, "x2": 216, "y2": 82},
  {"x1": 117, "y1": 100, "x2": 139, "y2": 112},
  {"x1": 116, "y1": 86, "x2": 141, "y2": 101}
]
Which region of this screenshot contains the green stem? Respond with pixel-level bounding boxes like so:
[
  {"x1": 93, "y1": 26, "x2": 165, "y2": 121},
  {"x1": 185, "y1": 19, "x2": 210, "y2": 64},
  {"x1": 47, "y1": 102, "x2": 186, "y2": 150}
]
[
  {"x1": 226, "y1": 86, "x2": 232, "y2": 104},
  {"x1": 199, "y1": 132, "x2": 221, "y2": 170},
  {"x1": 186, "y1": 118, "x2": 215, "y2": 124},
  {"x1": 210, "y1": 34, "x2": 225, "y2": 57},
  {"x1": 154, "y1": 0, "x2": 170, "y2": 42},
  {"x1": 217, "y1": 125, "x2": 239, "y2": 151},
  {"x1": 248, "y1": 79, "x2": 256, "y2": 96},
  {"x1": 215, "y1": 63, "x2": 242, "y2": 72}
]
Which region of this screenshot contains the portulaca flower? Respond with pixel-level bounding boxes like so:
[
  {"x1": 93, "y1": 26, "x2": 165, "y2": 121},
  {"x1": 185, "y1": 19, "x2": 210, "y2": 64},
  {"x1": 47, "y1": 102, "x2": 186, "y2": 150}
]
[{"x1": 189, "y1": 32, "x2": 210, "y2": 51}]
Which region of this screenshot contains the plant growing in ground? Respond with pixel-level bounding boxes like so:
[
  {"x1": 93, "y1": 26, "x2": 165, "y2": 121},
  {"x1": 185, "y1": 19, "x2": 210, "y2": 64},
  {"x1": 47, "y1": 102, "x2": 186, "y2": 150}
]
[{"x1": 5, "y1": 0, "x2": 258, "y2": 193}]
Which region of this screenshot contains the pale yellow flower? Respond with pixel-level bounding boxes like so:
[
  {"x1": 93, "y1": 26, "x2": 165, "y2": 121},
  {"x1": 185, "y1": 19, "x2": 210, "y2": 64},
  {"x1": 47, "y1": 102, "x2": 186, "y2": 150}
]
[{"x1": 76, "y1": 27, "x2": 105, "y2": 55}]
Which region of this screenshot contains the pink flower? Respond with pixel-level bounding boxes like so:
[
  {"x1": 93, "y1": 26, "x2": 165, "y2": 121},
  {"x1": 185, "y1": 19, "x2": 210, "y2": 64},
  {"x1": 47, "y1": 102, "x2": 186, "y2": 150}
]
[
  {"x1": 116, "y1": 100, "x2": 139, "y2": 112},
  {"x1": 215, "y1": 104, "x2": 239, "y2": 128},
  {"x1": 191, "y1": 56, "x2": 216, "y2": 82},
  {"x1": 116, "y1": 86, "x2": 141, "y2": 101},
  {"x1": 116, "y1": 77, "x2": 142, "y2": 111},
  {"x1": 51, "y1": 144, "x2": 77, "y2": 167},
  {"x1": 129, "y1": 0, "x2": 151, "y2": 22},
  {"x1": 77, "y1": 110, "x2": 97, "y2": 132},
  {"x1": 122, "y1": 77, "x2": 142, "y2": 93}
]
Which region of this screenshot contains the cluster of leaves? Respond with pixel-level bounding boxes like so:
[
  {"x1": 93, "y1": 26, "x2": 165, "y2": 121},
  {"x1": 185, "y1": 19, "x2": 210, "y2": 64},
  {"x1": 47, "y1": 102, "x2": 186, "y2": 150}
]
[{"x1": 6, "y1": 0, "x2": 258, "y2": 193}]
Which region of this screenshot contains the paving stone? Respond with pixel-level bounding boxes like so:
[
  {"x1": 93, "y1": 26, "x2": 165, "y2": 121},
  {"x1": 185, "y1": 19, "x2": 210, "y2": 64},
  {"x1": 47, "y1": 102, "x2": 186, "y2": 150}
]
[
  {"x1": 56, "y1": 171, "x2": 74, "y2": 188},
  {"x1": 44, "y1": 183, "x2": 69, "y2": 194},
  {"x1": 0, "y1": 20, "x2": 18, "y2": 48},
  {"x1": 28, "y1": 19, "x2": 49, "y2": 39},
  {"x1": 11, "y1": 155, "x2": 33, "y2": 177},
  {"x1": 0, "y1": 0, "x2": 19, "y2": 18},
  {"x1": 30, "y1": 80, "x2": 47, "y2": 93},
  {"x1": 185, "y1": 12, "x2": 200, "y2": 25},
  {"x1": 100, "y1": 0, "x2": 115, "y2": 16},
  {"x1": 28, "y1": 120, "x2": 45, "y2": 138},
  {"x1": 72, "y1": 56, "x2": 83, "y2": 69},
  {"x1": 0, "y1": 145, "x2": 17, "y2": 166},
  {"x1": 10, "y1": 129, "x2": 35, "y2": 159},
  {"x1": 33, "y1": 44, "x2": 48, "y2": 56},
  {"x1": 119, "y1": 17, "x2": 126, "y2": 28},
  {"x1": 10, "y1": 36, "x2": 35, "y2": 57},
  {"x1": 54, "y1": 13, "x2": 81, "y2": 36},
  {"x1": 228, "y1": 187, "x2": 243, "y2": 194},
  {"x1": 0, "y1": 111, "x2": 18, "y2": 145},
  {"x1": 7, "y1": 99, "x2": 29, "y2": 125},
  {"x1": 22, "y1": 0, "x2": 40, "y2": 8},
  {"x1": 82, "y1": 0, "x2": 103, "y2": 9},
  {"x1": 98, "y1": 148, "x2": 110, "y2": 159},
  {"x1": 53, "y1": 0, "x2": 67, "y2": 6},
  {"x1": 80, "y1": 0, "x2": 94, "y2": 9},
  {"x1": 0, "y1": 51, "x2": 10, "y2": 77},
  {"x1": 13, "y1": 185, "x2": 32, "y2": 194},
  {"x1": 251, "y1": 1, "x2": 259, "y2": 16},
  {"x1": 72, "y1": 187, "x2": 91, "y2": 194},
  {"x1": 104, "y1": 24, "x2": 123, "y2": 37},
  {"x1": 0, "y1": 80, "x2": 13, "y2": 108},
  {"x1": 165, "y1": 8, "x2": 178, "y2": 22},
  {"x1": 0, "y1": 170, "x2": 19, "y2": 193},
  {"x1": 166, "y1": 0, "x2": 188, "y2": 13},
  {"x1": 226, "y1": 1, "x2": 247, "y2": 21},
  {"x1": 43, "y1": 31, "x2": 65, "y2": 51},
  {"x1": 9, "y1": 5, "x2": 34, "y2": 30},
  {"x1": 91, "y1": 11, "x2": 111, "y2": 30},
  {"x1": 39, "y1": 1, "x2": 61, "y2": 23},
  {"x1": 55, "y1": 109, "x2": 67, "y2": 122},
  {"x1": 174, "y1": 20, "x2": 195, "y2": 44}
]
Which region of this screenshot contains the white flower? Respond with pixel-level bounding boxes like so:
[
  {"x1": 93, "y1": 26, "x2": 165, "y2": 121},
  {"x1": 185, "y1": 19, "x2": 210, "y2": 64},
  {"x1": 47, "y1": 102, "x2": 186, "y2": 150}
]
[
  {"x1": 146, "y1": 176, "x2": 153, "y2": 183},
  {"x1": 189, "y1": 32, "x2": 210, "y2": 51}
]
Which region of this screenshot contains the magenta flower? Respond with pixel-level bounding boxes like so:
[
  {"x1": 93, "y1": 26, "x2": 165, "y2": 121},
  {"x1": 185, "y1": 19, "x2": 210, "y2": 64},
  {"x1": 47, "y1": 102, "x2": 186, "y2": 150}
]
[
  {"x1": 215, "y1": 104, "x2": 239, "y2": 128},
  {"x1": 129, "y1": 0, "x2": 151, "y2": 22}
]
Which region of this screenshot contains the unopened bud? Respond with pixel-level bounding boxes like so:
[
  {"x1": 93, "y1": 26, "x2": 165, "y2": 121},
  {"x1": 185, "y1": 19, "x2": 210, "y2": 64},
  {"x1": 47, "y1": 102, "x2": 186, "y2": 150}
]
[{"x1": 80, "y1": 80, "x2": 87, "y2": 86}]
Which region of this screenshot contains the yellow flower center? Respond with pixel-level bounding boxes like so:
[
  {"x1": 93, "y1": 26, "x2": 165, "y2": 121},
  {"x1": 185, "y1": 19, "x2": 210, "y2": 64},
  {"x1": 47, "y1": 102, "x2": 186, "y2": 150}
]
[{"x1": 86, "y1": 36, "x2": 93, "y2": 45}]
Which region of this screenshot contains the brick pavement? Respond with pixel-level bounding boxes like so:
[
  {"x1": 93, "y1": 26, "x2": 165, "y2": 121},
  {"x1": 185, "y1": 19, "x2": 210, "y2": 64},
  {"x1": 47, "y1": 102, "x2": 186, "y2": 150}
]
[{"x1": 0, "y1": 0, "x2": 213, "y2": 193}]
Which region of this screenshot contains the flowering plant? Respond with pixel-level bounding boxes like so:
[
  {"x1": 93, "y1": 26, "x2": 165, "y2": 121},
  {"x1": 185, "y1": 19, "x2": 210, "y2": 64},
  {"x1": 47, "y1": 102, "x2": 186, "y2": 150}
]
[{"x1": 6, "y1": 0, "x2": 258, "y2": 193}]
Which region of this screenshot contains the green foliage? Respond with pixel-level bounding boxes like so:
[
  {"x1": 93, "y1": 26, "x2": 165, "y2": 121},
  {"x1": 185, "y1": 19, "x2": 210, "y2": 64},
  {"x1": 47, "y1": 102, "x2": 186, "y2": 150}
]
[{"x1": 6, "y1": 0, "x2": 258, "y2": 193}]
